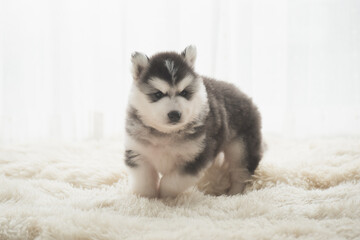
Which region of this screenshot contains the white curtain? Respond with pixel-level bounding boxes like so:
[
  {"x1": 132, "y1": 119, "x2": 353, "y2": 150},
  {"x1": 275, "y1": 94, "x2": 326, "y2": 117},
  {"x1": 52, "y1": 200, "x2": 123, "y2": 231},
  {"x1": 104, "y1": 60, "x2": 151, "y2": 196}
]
[{"x1": 1, "y1": 0, "x2": 359, "y2": 143}]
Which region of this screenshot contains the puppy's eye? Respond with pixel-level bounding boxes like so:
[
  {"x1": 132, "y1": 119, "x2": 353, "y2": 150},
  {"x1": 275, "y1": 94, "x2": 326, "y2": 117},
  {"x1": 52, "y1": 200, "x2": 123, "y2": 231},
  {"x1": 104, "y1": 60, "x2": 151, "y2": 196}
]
[
  {"x1": 179, "y1": 90, "x2": 188, "y2": 98},
  {"x1": 154, "y1": 91, "x2": 164, "y2": 99}
]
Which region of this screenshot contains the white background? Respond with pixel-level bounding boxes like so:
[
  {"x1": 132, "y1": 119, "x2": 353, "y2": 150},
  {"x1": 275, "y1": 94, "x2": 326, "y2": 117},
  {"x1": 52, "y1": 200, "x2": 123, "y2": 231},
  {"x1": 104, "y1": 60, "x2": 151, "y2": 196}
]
[{"x1": 0, "y1": 0, "x2": 359, "y2": 143}]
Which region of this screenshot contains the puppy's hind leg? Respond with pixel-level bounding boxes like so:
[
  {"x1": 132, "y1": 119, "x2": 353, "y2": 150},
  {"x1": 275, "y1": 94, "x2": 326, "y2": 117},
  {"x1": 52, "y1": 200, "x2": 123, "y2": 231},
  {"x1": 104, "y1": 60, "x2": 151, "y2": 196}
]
[{"x1": 223, "y1": 138, "x2": 251, "y2": 195}]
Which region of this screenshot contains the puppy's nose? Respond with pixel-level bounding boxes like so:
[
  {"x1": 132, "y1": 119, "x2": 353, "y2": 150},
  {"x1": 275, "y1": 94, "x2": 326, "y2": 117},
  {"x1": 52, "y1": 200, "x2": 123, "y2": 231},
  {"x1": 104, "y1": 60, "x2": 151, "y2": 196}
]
[{"x1": 168, "y1": 111, "x2": 181, "y2": 123}]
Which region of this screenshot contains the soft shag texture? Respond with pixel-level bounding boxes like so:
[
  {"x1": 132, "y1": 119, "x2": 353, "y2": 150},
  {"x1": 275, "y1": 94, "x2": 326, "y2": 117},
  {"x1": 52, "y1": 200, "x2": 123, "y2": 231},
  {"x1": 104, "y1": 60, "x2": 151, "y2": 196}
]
[{"x1": 0, "y1": 136, "x2": 360, "y2": 240}]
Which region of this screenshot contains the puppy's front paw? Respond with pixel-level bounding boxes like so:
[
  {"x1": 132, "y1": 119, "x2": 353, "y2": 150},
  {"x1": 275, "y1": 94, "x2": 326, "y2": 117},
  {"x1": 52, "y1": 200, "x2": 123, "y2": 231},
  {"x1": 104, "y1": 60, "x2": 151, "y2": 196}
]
[
  {"x1": 132, "y1": 187, "x2": 158, "y2": 198},
  {"x1": 159, "y1": 172, "x2": 199, "y2": 198},
  {"x1": 159, "y1": 190, "x2": 178, "y2": 198},
  {"x1": 159, "y1": 180, "x2": 178, "y2": 198},
  {"x1": 159, "y1": 188, "x2": 178, "y2": 198},
  {"x1": 130, "y1": 174, "x2": 159, "y2": 198},
  {"x1": 159, "y1": 176, "x2": 180, "y2": 198}
]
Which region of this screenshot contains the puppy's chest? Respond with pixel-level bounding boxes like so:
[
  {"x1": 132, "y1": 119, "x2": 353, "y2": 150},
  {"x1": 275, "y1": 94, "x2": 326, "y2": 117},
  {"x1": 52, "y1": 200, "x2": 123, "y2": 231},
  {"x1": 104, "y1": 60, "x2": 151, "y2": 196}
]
[{"x1": 135, "y1": 136, "x2": 204, "y2": 174}]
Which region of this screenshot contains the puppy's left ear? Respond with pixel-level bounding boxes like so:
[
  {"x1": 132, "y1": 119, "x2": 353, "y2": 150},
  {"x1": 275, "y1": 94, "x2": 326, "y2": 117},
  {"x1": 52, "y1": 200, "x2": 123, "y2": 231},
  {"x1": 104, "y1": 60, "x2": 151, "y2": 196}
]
[
  {"x1": 131, "y1": 52, "x2": 149, "y2": 80},
  {"x1": 181, "y1": 45, "x2": 197, "y2": 68}
]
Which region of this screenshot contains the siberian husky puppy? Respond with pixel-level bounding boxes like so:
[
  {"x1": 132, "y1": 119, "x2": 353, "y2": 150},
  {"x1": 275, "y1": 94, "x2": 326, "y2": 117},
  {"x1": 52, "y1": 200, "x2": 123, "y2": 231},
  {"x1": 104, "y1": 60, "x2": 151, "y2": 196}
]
[{"x1": 125, "y1": 46, "x2": 263, "y2": 198}]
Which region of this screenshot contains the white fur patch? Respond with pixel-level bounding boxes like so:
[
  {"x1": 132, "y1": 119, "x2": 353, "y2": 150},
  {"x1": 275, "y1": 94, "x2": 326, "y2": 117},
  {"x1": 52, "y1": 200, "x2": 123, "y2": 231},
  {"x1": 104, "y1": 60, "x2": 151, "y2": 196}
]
[
  {"x1": 159, "y1": 171, "x2": 199, "y2": 198},
  {"x1": 125, "y1": 132, "x2": 205, "y2": 175},
  {"x1": 127, "y1": 159, "x2": 159, "y2": 198},
  {"x1": 177, "y1": 75, "x2": 194, "y2": 92},
  {"x1": 164, "y1": 59, "x2": 178, "y2": 83},
  {"x1": 149, "y1": 77, "x2": 171, "y2": 93},
  {"x1": 182, "y1": 45, "x2": 197, "y2": 68},
  {"x1": 125, "y1": 124, "x2": 205, "y2": 198},
  {"x1": 131, "y1": 52, "x2": 149, "y2": 80}
]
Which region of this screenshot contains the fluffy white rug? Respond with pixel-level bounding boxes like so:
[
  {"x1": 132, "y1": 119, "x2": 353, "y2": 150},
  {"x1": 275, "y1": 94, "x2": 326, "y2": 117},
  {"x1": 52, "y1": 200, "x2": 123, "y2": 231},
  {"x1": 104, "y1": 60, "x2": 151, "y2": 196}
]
[{"x1": 1, "y1": 136, "x2": 360, "y2": 240}]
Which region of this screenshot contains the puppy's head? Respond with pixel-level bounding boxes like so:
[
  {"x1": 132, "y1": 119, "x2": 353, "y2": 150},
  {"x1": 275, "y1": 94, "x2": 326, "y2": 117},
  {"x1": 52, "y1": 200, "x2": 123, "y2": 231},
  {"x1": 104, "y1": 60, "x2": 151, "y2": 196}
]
[{"x1": 129, "y1": 45, "x2": 208, "y2": 133}]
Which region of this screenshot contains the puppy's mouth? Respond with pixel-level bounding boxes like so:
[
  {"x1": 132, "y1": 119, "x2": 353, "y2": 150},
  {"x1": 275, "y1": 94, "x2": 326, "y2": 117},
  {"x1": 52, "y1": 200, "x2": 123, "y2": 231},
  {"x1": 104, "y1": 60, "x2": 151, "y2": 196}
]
[{"x1": 168, "y1": 120, "x2": 182, "y2": 125}]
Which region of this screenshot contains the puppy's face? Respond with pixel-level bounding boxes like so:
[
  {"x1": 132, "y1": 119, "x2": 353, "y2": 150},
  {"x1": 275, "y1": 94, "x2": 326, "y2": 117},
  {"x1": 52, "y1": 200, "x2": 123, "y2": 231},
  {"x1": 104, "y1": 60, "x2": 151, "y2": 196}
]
[{"x1": 129, "y1": 46, "x2": 207, "y2": 133}]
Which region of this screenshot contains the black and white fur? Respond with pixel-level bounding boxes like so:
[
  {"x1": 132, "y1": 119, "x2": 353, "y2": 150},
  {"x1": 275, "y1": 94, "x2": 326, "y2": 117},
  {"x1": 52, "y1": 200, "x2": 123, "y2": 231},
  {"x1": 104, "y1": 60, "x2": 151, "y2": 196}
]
[{"x1": 125, "y1": 46, "x2": 263, "y2": 198}]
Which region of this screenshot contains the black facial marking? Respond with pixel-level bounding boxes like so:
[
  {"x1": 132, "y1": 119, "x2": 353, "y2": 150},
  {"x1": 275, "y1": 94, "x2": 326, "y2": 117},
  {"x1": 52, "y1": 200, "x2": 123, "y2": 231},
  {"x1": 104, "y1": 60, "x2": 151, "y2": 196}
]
[
  {"x1": 141, "y1": 52, "x2": 196, "y2": 86},
  {"x1": 125, "y1": 150, "x2": 139, "y2": 168},
  {"x1": 155, "y1": 91, "x2": 164, "y2": 99},
  {"x1": 179, "y1": 89, "x2": 188, "y2": 98},
  {"x1": 177, "y1": 87, "x2": 194, "y2": 100},
  {"x1": 148, "y1": 91, "x2": 168, "y2": 102},
  {"x1": 177, "y1": 77, "x2": 199, "y2": 100}
]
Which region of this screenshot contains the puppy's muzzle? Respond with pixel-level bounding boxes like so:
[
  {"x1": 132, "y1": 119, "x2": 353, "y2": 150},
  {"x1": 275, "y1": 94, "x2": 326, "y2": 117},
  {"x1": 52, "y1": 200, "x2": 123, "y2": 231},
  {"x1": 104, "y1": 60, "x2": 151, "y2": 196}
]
[{"x1": 168, "y1": 111, "x2": 181, "y2": 123}]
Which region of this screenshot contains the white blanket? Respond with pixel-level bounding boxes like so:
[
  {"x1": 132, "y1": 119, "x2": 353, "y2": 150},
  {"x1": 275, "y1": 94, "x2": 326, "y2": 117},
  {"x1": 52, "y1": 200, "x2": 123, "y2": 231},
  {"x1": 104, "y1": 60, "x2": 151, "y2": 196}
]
[{"x1": 1, "y1": 136, "x2": 359, "y2": 239}]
